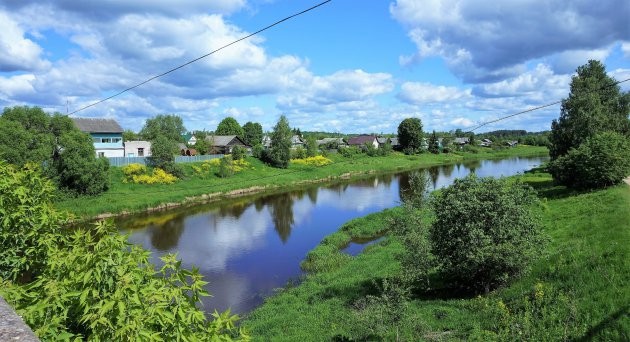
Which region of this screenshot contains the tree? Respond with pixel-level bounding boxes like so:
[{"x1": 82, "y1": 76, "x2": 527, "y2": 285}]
[
  {"x1": 122, "y1": 130, "x2": 138, "y2": 142},
  {"x1": 397, "y1": 118, "x2": 423, "y2": 154},
  {"x1": 194, "y1": 138, "x2": 209, "y2": 155},
  {"x1": 430, "y1": 175, "x2": 544, "y2": 293},
  {"x1": 454, "y1": 128, "x2": 464, "y2": 137},
  {"x1": 52, "y1": 130, "x2": 110, "y2": 196},
  {"x1": 149, "y1": 135, "x2": 178, "y2": 170},
  {"x1": 216, "y1": 117, "x2": 244, "y2": 137},
  {"x1": 428, "y1": 130, "x2": 439, "y2": 154},
  {"x1": 266, "y1": 116, "x2": 292, "y2": 168},
  {"x1": 468, "y1": 132, "x2": 476, "y2": 146},
  {"x1": 549, "y1": 60, "x2": 630, "y2": 159},
  {"x1": 139, "y1": 114, "x2": 186, "y2": 143},
  {"x1": 305, "y1": 136, "x2": 318, "y2": 157},
  {"x1": 549, "y1": 131, "x2": 630, "y2": 189},
  {"x1": 242, "y1": 122, "x2": 263, "y2": 146}
]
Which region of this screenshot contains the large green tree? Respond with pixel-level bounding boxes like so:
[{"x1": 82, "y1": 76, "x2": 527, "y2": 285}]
[
  {"x1": 427, "y1": 130, "x2": 439, "y2": 154},
  {"x1": 267, "y1": 115, "x2": 292, "y2": 168},
  {"x1": 397, "y1": 118, "x2": 424, "y2": 153},
  {"x1": 139, "y1": 114, "x2": 186, "y2": 142},
  {"x1": 549, "y1": 60, "x2": 630, "y2": 159},
  {"x1": 122, "y1": 130, "x2": 138, "y2": 142},
  {"x1": 242, "y1": 121, "x2": 263, "y2": 146},
  {"x1": 216, "y1": 117, "x2": 244, "y2": 137}
]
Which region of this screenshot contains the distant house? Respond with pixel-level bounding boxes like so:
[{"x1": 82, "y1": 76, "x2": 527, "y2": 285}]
[
  {"x1": 376, "y1": 137, "x2": 390, "y2": 148},
  {"x1": 506, "y1": 140, "x2": 518, "y2": 147},
  {"x1": 206, "y1": 135, "x2": 250, "y2": 154},
  {"x1": 347, "y1": 135, "x2": 378, "y2": 149},
  {"x1": 291, "y1": 135, "x2": 304, "y2": 149},
  {"x1": 316, "y1": 137, "x2": 347, "y2": 148},
  {"x1": 480, "y1": 138, "x2": 493, "y2": 147},
  {"x1": 182, "y1": 133, "x2": 197, "y2": 146},
  {"x1": 389, "y1": 137, "x2": 400, "y2": 150},
  {"x1": 262, "y1": 135, "x2": 272, "y2": 148},
  {"x1": 453, "y1": 137, "x2": 470, "y2": 145},
  {"x1": 72, "y1": 118, "x2": 124, "y2": 158},
  {"x1": 124, "y1": 141, "x2": 151, "y2": 157},
  {"x1": 178, "y1": 143, "x2": 197, "y2": 156}
]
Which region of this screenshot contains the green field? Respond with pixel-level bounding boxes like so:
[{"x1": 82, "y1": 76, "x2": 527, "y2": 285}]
[
  {"x1": 243, "y1": 172, "x2": 630, "y2": 341},
  {"x1": 55, "y1": 146, "x2": 548, "y2": 219}
]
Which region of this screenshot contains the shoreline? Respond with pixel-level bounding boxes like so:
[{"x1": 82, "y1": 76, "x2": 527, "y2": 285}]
[{"x1": 61, "y1": 147, "x2": 549, "y2": 221}]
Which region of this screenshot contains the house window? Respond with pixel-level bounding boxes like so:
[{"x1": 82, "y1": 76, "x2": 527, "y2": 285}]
[
  {"x1": 138, "y1": 148, "x2": 144, "y2": 157},
  {"x1": 112, "y1": 138, "x2": 122, "y2": 143},
  {"x1": 93, "y1": 137, "x2": 102, "y2": 143},
  {"x1": 98, "y1": 152, "x2": 105, "y2": 158},
  {"x1": 102, "y1": 138, "x2": 112, "y2": 143}
]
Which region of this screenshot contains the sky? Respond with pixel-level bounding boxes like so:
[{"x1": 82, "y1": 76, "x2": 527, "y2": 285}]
[{"x1": 0, "y1": 0, "x2": 629, "y2": 134}]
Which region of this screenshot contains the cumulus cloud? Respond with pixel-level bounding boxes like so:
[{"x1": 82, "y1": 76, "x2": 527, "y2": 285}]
[
  {"x1": 0, "y1": 11, "x2": 49, "y2": 72},
  {"x1": 473, "y1": 64, "x2": 570, "y2": 99},
  {"x1": 397, "y1": 82, "x2": 471, "y2": 104},
  {"x1": 391, "y1": 0, "x2": 630, "y2": 83}
]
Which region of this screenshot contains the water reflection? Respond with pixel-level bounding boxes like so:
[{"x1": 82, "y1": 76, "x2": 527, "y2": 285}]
[{"x1": 118, "y1": 156, "x2": 548, "y2": 315}]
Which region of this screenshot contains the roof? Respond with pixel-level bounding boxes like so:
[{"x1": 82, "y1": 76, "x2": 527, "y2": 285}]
[
  {"x1": 206, "y1": 135, "x2": 248, "y2": 147},
  {"x1": 347, "y1": 135, "x2": 377, "y2": 145},
  {"x1": 72, "y1": 118, "x2": 123, "y2": 133},
  {"x1": 291, "y1": 135, "x2": 304, "y2": 144},
  {"x1": 376, "y1": 137, "x2": 390, "y2": 144},
  {"x1": 390, "y1": 137, "x2": 399, "y2": 146},
  {"x1": 178, "y1": 143, "x2": 187, "y2": 150},
  {"x1": 454, "y1": 137, "x2": 470, "y2": 144},
  {"x1": 182, "y1": 133, "x2": 195, "y2": 142},
  {"x1": 316, "y1": 138, "x2": 345, "y2": 145}
]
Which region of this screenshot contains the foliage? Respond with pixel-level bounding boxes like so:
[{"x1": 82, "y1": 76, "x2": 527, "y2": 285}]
[
  {"x1": 139, "y1": 114, "x2": 186, "y2": 143},
  {"x1": 549, "y1": 60, "x2": 630, "y2": 159},
  {"x1": 468, "y1": 131, "x2": 476, "y2": 146},
  {"x1": 195, "y1": 137, "x2": 209, "y2": 155},
  {"x1": 218, "y1": 155, "x2": 235, "y2": 178},
  {"x1": 0, "y1": 164, "x2": 247, "y2": 340},
  {"x1": 216, "y1": 117, "x2": 244, "y2": 137},
  {"x1": 291, "y1": 146, "x2": 307, "y2": 159},
  {"x1": 430, "y1": 174, "x2": 545, "y2": 292},
  {"x1": 549, "y1": 131, "x2": 630, "y2": 189},
  {"x1": 52, "y1": 130, "x2": 111, "y2": 196},
  {"x1": 266, "y1": 115, "x2": 292, "y2": 168},
  {"x1": 149, "y1": 135, "x2": 177, "y2": 170},
  {"x1": 122, "y1": 163, "x2": 147, "y2": 177},
  {"x1": 339, "y1": 146, "x2": 362, "y2": 157},
  {"x1": 290, "y1": 156, "x2": 333, "y2": 167},
  {"x1": 378, "y1": 142, "x2": 393, "y2": 156},
  {"x1": 130, "y1": 169, "x2": 178, "y2": 185},
  {"x1": 122, "y1": 129, "x2": 138, "y2": 142},
  {"x1": 364, "y1": 142, "x2": 378, "y2": 156},
  {"x1": 428, "y1": 130, "x2": 440, "y2": 154},
  {"x1": 242, "y1": 122, "x2": 263, "y2": 146},
  {"x1": 397, "y1": 118, "x2": 424, "y2": 154},
  {"x1": 305, "y1": 136, "x2": 318, "y2": 157},
  {"x1": 252, "y1": 144, "x2": 264, "y2": 159},
  {"x1": 231, "y1": 146, "x2": 246, "y2": 160}
]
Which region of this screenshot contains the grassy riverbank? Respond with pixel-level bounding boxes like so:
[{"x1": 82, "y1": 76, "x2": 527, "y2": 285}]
[
  {"x1": 55, "y1": 146, "x2": 547, "y2": 219},
  {"x1": 243, "y1": 171, "x2": 630, "y2": 341}
]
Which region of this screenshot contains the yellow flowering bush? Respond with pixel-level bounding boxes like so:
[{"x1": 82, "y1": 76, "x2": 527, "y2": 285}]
[
  {"x1": 132, "y1": 168, "x2": 177, "y2": 185},
  {"x1": 122, "y1": 163, "x2": 147, "y2": 177},
  {"x1": 193, "y1": 157, "x2": 251, "y2": 178},
  {"x1": 291, "y1": 155, "x2": 333, "y2": 167}
]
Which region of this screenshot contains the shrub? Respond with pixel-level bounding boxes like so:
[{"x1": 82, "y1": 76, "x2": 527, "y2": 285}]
[
  {"x1": 379, "y1": 142, "x2": 393, "y2": 156},
  {"x1": 122, "y1": 163, "x2": 147, "y2": 177},
  {"x1": 252, "y1": 144, "x2": 264, "y2": 159},
  {"x1": 0, "y1": 163, "x2": 246, "y2": 340},
  {"x1": 232, "y1": 146, "x2": 246, "y2": 160},
  {"x1": 463, "y1": 145, "x2": 480, "y2": 153},
  {"x1": 339, "y1": 146, "x2": 362, "y2": 157},
  {"x1": 365, "y1": 143, "x2": 378, "y2": 157},
  {"x1": 291, "y1": 146, "x2": 307, "y2": 159},
  {"x1": 548, "y1": 131, "x2": 630, "y2": 190},
  {"x1": 430, "y1": 174, "x2": 545, "y2": 293},
  {"x1": 218, "y1": 156, "x2": 234, "y2": 178},
  {"x1": 132, "y1": 168, "x2": 178, "y2": 185},
  {"x1": 291, "y1": 156, "x2": 333, "y2": 167}
]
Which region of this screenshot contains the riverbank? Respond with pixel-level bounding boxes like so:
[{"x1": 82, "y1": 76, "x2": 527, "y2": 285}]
[
  {"x1": 55, "y1": 146, "x2": 548, "y2": 219},
  {"x1": 243, "y1": 171, "x2": 630, "y2": 341}
]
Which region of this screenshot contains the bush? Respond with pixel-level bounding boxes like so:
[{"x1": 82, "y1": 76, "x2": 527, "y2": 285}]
[
  {"x1": 132, "y1": 168, "x2": 178, "y2": 185},
  {"x1": 365, "y1": 143, "x2": 378, "y2": 157},
  {"x1": 0, "y1": 163, "x2": 246, "y2": 340},
  {"x1": 291, "y1": 147, "x2": 307, "y2": 159},
  {"x1": 252, "y1": 144, "x2": 264, "y2": 159},
  {"x1": 548, "y1": 131, "x2": 630, "y2": 190},
  {"x1": 339, "y1": 146, "x2": 362, "y2": 157},
  {"x1": 379, "y1": 142, "x2": 393, "y2": 156},
  {"x1": 463, "y1": 145, "x2": 480, "y2": 153},
  {"x1": 232, "y1": 146, "x2": 246, "y2": 160},
  {"x1": 430, "y1": 174, "x2": 544, "y2": 293},
  {"x1": 291, "y1": 156, "x2": 333, "y2": 167},
  {"x1": 218, "y1": 156, "x2": 234, "y2": 178},
  {"x1": 122, "y1": 163, "x2": 147, "y2": 177}
]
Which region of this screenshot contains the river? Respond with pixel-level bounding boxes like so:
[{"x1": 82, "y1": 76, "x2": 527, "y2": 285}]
[{"x1": 117, "y1": 155, "x2": 548, "y2": 315}]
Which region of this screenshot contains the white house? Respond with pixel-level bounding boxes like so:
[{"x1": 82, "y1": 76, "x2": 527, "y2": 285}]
[
  {"x1": 124, "y1": 141, "x2": 151, "y2": 157},
  {"x1": 72, "y1": 118, "x2": 124, "y2": 158}
]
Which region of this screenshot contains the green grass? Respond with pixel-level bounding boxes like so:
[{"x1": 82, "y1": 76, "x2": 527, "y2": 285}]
[
  {"x1": 55, "y1": 146, "x2": 547, "y2": 219},
  {"x1": 242, "y1": 173, "x2": 630, "y2": 341}
]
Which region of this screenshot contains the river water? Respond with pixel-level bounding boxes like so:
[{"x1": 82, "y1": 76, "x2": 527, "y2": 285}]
[{"x1": 117, "y1": 156, "x2": 548, "y2": 315}]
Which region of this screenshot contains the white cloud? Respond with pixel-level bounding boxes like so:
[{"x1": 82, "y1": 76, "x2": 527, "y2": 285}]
[
  {"x1": 450, "y1": 117, "x2": 474, "y2": 128},
  {"x1": 391, "y1": 0, "x2": 630, "y2": 83},
  {"x1": 0, "y1": 11, "x2": 49, "y2": 72},
  {"x1": 473, "y1": 64, "x2": 570, "y2": 99},
  {"x1": 397, "y1": 82, "x2": 470, "y2": 104},
  {"x1": 548, "y1": 48, "x2": 613, "y2": 74}
]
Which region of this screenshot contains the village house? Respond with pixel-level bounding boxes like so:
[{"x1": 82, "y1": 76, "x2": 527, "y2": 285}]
[
  {"x1": 205, "y1": 135, "x2": 250, "y2": 154},
  {"x1": 72, "y1": 118, "x2": 124, "y2": 158},
  {"x1": 316, "y1": 137, "x2": 347, "y2": 148},
  {"x1": 480, "y1": 138, "x2": 493, "y2": 147},
  {"x1": 376, "y1": 137, "x2": 390, "y2": 148},
  {"x1": 124, "y1": 141, "x2": 151, "y2": 157},
  {"x1": 291, "y1": 135, "x2": 304, "y2": 149},
  {"x1": 178, "y1": 143, "x2": 197, "y2": 156},
  {"x1": 182, "y1": 133, "x2": 197, "y2": 146},
  {"x1": 347, "y1": 135, "x2": 379, "y2": 149},
  {"x1": 453, "y1": 137, "x2": 470, "y2": 146},
  {"x1": 506, "y1": 140, "x2": 518, "y2": 147}
]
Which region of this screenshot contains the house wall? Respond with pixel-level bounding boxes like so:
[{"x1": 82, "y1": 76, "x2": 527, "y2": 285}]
[
  {"x1": 91, "y1": 133, "x2": 124, "y2": 157},
  {"x1": 124, "y1": 141, "x2": 152, "y2": 157}
]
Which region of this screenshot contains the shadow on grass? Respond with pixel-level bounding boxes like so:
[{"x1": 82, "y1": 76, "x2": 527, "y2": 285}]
[{"x1": 574, "y1": 305, "x2": 629, "y2": 342}]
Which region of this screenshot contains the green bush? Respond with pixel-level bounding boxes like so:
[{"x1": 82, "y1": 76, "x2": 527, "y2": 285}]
[
  {"x1": 252, "y1": 144, "x2": 264, "y2": 159},
  {"x1": 218, "y1": 155, "x2": 234, "y2": 178},
  {"x1": 549, "y1": 131, "x2": 630, "y2": 190},
  {"x1": 0, "y1": 163, "x2": 247, "y2": 341},
  {"x1": 430, "y1": 174, "x2": 545, "y2": 293},
  {"x1": 339, "y1": 146, "x2": 362, "y2": 157},
  {"x1": 291, "y1": 146, "x2": 307, "y2": 159},
  {"x1": 231, "y1": 145, "x2": 246, "y2": 160}
]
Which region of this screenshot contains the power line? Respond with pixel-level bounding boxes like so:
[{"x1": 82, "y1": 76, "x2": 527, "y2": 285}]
[
  {"x1": 465, "y1": 77, "x2": 630, "y2": 133},
  {"x1": 68, "y1": 0, "x2": 333, "y2": 116}
]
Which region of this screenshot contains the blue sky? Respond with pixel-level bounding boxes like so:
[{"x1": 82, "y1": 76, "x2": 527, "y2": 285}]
[{"x1": 0, "y1": 0, "x2": 628, "y2": 134}]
